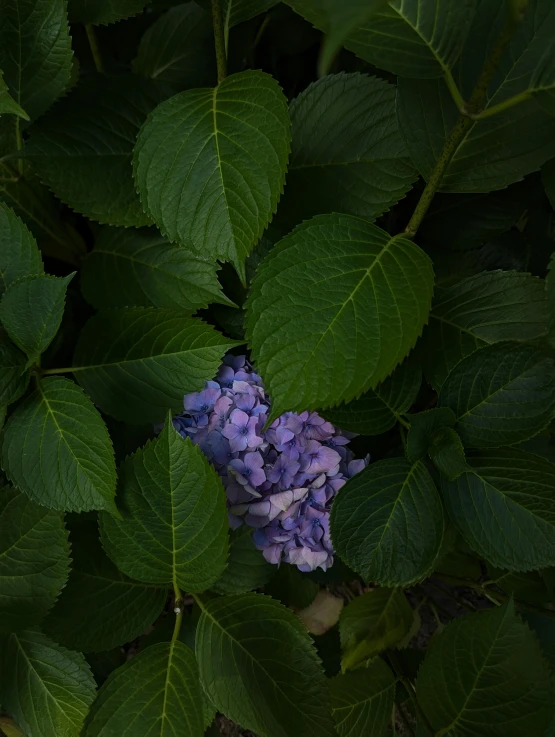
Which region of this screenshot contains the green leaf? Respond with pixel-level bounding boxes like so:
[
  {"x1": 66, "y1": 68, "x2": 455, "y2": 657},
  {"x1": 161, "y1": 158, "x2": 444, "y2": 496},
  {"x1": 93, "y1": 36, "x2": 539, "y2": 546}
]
[
  {"x1": 542, "y1": 158, "x2": 555, "y2": 210},
  {"x1": 0, "y1": 0, "x2": 72, "y2": 121},
  {"x1": 285, "y1": 0, "x2": 478, "y2": 78},
  {"x1": 416, "y1": 601, "x2": 553, "y2": 737},
  {"x1": 548, "y1": 252, "x2": 555, "y2": 347},
  {"x1": 438, "y1": 342, "x2": 555, "y2": 448},
  {"x1": 68, "y1": 0, "x2": 150, "y2": 24},
  {"x1": 406, "y1": 408, "x2": 457, "y2": 463},
  {"x1": 339, "y1": 588, "x2": 413, "y2": 671},
  {"x1": 133, "y1": 2, "x2": 216, "y2": 89},
  {"x1": 211, "y1": 526, "x2": 274, "y2": 595},
  {"x1": 278, "y1": 72, "x2": 416, "y2": 228},
  {"x1": 73, "y1": 308, "x2": 238, "y2": 424},
  {"x1": 100, "y1": 421, "x2": 228, "y2": 593},
  {"x1": 0, "y1": 485, "x2": 69, "y2": 633},
  {"x1": 84, "y1": 641, "x2": 204, "y2": 737},
  {"x1": 43, "y1": 521, "x2": 166, "y2": 652},
  {"x1": 80, "y1": 226, "x2": 232, "y2": 311},
  {"x1": 0, "y1": 71, "x2": 28, "y2": 120},
  {"x1": 133, "y1": 69, "x2": 291, "y2": 279},
  {"x1": 0, "y1": 337, "x2": 29, "y2": 406},
  {"x1": 487, "y1": 567, "x2": 552, "y2": 605},
  {"x1": 397, "y1": 3, "x2": 555, "y2": 193},
  {"x1": 0, "y1": 273, "x2": 73, "y2": 365},
  {"x1": 441, "y1": 448, "x2": 555, "y2": 571},
  {"x1": 247, "y1": 214, "x2": 433, "y2": 420},
  {"x1": 26, "y1": 74, "x2": 166, "y2": 227},
  {"x1": 330, "y1": 657, "x2": 396, "y2": 737},
  {"x1": 0, "y1": 629, "x2": 96, "y2": 737},
  {"x1": 0, "y1": 203, "x2": 43, "y2": 298},
  {"x1": 196, "y1": 592, "x2": 335, "y2": 737},
  {"x1": 420, "y1": 270, "x2": 549, "y2": 390},
  {"x1": 428, "y1": 427, "x2": 467, "y2": 481},
  {"x1": 523, "y1": 612, "x2": 555, "y2": 670},
  {"x1": 331, "y1": 459, "x2": 443, "y2": 587},
  {"x1": 322, "y1": 354, "x2": 421, "y2": 436},
  {"x1": 264, "y1": 563, "x2": 319, "y2": 610},
  {"x1": 1, "y1": 376, "x2": 117, "y2": 512}
]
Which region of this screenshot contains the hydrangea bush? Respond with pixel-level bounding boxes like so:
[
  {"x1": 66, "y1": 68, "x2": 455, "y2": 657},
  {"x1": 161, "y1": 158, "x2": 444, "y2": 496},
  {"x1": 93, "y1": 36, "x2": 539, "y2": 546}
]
[{"x1": 0, "y1": 1, "x2": 555, "y2": 737}]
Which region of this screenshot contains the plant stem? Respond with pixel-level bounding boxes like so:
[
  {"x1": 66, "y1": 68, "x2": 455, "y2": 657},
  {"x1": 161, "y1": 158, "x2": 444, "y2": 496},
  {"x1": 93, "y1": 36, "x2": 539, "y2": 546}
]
[
  {"x1": 444, "y1": 70, "x2": 465, "y2": 111},
  {"x1": 172, "y1": 583, "x2": 184, "y2": 644},
  {"x1": 468, "y1": 89, "x2": 531, "y2": 120},
  {"x1": 85, "y1": 24, "x2": 104, "y2": 73},
  {"x1": 397, "y1": 701, "x2": 416, "y2": 737},
  {"x1": 388, "y1": 651, "x2": 435, "y2": 737},
  {"x1": 404, "y1": 7, "x2": 525, "y2": 238},
  {"x1": 397, "y1": 414, "x2": 410, "y2": 430},
  {"x1": 41, "y1": 367, "x2": 75, "y2": 375},
  {"x1": 211, "y1": 0, "x2": 227, "y2": 83}
]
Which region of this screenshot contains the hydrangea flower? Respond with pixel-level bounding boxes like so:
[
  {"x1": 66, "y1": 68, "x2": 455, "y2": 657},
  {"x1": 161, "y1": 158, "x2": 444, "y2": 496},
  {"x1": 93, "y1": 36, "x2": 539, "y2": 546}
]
[{"x1": 172, "y1": 355, "x2": 368, "y2": 572}]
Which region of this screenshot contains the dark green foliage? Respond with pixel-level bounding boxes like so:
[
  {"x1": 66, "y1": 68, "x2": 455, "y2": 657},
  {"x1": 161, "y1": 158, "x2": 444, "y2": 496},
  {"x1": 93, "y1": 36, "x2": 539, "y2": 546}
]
[{"x1": 0, "y1": 2, "x2": 554, "y2": 735}]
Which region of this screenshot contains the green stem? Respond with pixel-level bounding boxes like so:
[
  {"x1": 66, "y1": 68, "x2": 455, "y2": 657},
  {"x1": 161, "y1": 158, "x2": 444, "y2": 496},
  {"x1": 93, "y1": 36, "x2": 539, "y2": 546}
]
[
  {"x1": 444, "y1": 70, "x2": 465, "y2": 111},
  {"x1": 172, "y1": 583, "x2": 184, "y2": 644},
  {"x1": 469, "y1": 89, "x2": 532, "y2": 120},
  {"x1": 14, "y1": 118, "x2": 23, "y2": 175},
  {"x1": 211, "y1": 0, "x2": 227, "y2": 83},
  {"x1": 41, "y1": 367, "x2": 74, "y2": 375},
  {"x1": 404, "y1": 8, "x2": 525, "y2": 238},
  {"x1": 85, "y1": 24, "x2": 104, "y2": 73},
  {"x1": 397, "y1": 414, "x2": 410, "y2": 430}
]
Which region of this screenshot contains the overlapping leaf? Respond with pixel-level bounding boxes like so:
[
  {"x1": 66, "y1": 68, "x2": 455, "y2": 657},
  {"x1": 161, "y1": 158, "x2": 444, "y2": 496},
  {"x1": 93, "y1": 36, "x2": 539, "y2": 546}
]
[
  {"x1": 133, "y1": 2, "x2": 216, "y2": 88},
  {"x1": 330, "y1": 658, "x2": 396, "y2": 737},
  {"x1": 26, "y1": 75, "x2": 166, "y2": 227},
  {"x1": 339, "y1": 588, "x2": 413, "y2": 670},
  {"x1": 246, "y1": 214, "x2": 433, "y2": 420},
  {"x1": 441, "y1": 448, "x2": 555, "y2": 570},
  {"x1": 0, "y1": 71, "x2": 28, "y2": 119},
  {"x1": 133, "y1": 70, "x2": 291, "y2": 278},
  {"x1": 0, "y1": 338, "x2": 29, "y2": 406},
  {"x1": 439, "y1": 342, "x2": 555, "y2": 447},
  {"x1": 406, "y1": 408, "x2": 456, "y2": 463},
  {"x1": 0, "y1": 203, "x2": 43, "y2": 297},
  {"x1": 1, "y1": 376, "x2": 117, "y2": 512},
  {"x1": 0, "y1": 485, "x2": 69, "y2": 632},
  {"x1": 279, "y1": 73, "x2": 416, "y2": 227},
  {"x1": 0, "y1": 273, "x2": 73, "y2": 365},
  {"x1": 196, "y1": 592, "x2": 335, "y2": 737},
  {"x1": 420, "y1": 270, "x2": 548, "y2": 389},
  {"x1": 80, "y1": 226, "x2": 231, "y2": 311},
  {"x1": 68, "y1": 0, "x2": 150, "y2": 24},
  {"x1": 73, "y1": 308, "x2": 238, "y2": 424},
  {"x1": 0, "y1": 0, "x2": 73, "y2": 121},
  {"x1": 100, "y1": 422, "x2": 229, "y2": 592},
  {"x1": 331, "y1": 459, "x2": 443, "y2": 587},
  {"x1": 416, "y1": 602, "x2": 553, "y2": 737},
  {"x1": 0, "y1": 629, "x2": 96, "y2": 737},
  {"x1": 211, "y1": 527, "x2": 274, "y2": 595},
  {"x1": 84, "y1": 641, "x2": 204, "y2": 737},
  {"x1": 44, "y1": 522, "x2": 166, "y2": 652},
  {"x1": 285, "y1": 0, "x2": 477, "y2": 78},
  {"x1": 322, "y1": 354, "x2": 421, "y2": 435}
]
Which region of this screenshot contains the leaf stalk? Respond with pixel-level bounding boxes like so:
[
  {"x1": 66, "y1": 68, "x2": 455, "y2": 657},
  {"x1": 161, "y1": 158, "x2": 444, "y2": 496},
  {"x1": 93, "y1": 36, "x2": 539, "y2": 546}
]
[
  {"x1": 211, "y1": 0, "x2": 227, "y2": 83},
  {"x1": 85, "y1": 24, "x2": 104, "y2": 74}
]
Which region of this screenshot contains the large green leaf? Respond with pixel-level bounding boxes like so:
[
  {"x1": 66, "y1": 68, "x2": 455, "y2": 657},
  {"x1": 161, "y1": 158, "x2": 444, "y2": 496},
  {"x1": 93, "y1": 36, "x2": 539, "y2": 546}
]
[
  {"x1": 73, "y1": 308, "x2": 238, "y2": 424},
  {"x1": 330, "y1": 657, "x2": 396, "y2": 737},
  {"x1": 26, "y1": 75, "x2": 166, "y2": 227},
  {"x1": 44, "y1": 521, "x2": 166, "y2": 652},
  {"x1": 420, "y1": 270, "x2": 549, "y2": 389},
  {"x1": 80, "y1": 226, "x2": 231, "y2": 311},
  {"x1": 68, "y1": 0, "x2": 150, "y2": 24},
  {"x1": 84, "y1": 641, "x2": 204, "y2": 737},
  {"x1": 285, "y1": 0, "x2": 477, "y2": 78},
  {"x1": 441, "y1": 448, "x2": 555, "y2": 570},
  {"x1": 133, "y1": 70, "x2": 291, "y2": 278},
  {"x1": 195, "y1": 592, "x2": 335, "y2": 737},
  {"x1": 416, "y1": 602, "x2": 553, "y2": 737},
  {"x1": 278, "y1": 72, "x2": 416, "y2": 228},
  {"x1": 0, "y1": 71, "x2": 28, "y2": 119},
  {"x1": 0, "y1": 202, "x2": 43, "y2": 297},
  {"x1": 246, "y1": 214, "x2": 433, "y2": 420},
  {"x1": 523, "y1": 612, "x2": 555, "y2": 670},
  {"x1": 438, "y1": 342, "x2": 555, "y2": 448},
  {"x1": 322, "y1": 354, "x2": 421, "y2": 436},
  {"x1": 1, "y1": 376, "x2": 117, "y2": 512},
  {"x1": 0, "y1": 485, "x2": 69, "y2": 633},
  {"x1": 211, "y1": 526, "x2": 274, "y2": 595},
  {"x1": 0, "y1": 0, "x2": 72, "y2": 121},
  {"x1": 0, "y1": 273, "x2": 73, "y2": 365},
  {"x1": 397, "y1": 1, "x2": 555, "y2": 193},
  {"x1": 406, "y1": 408, "x2": 457, "y2": 463},
  {"x1": 331, "y1": 459, "x2": 443, "y2": 587},
  {"x1": 100, "y1": 421, "x2": 228, "y2": 593},
  {"x1": 0, "y1": 629, "x2": 96, "y2": 737},
  {"x1": 0, "y1": 337, "x2": 29, "y2": 406},
  {"x1": 133, "y1": 2, "x2": 216, "y2": 89},
  {"x1": 339, "y1": 588, "x2": 413, "y2": 671}
]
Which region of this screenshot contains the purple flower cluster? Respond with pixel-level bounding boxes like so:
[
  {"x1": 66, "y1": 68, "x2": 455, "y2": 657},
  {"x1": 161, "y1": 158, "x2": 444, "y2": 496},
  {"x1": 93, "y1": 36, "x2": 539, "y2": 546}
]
[{"x1": 173, "y1": 355, "x2": 368, "y2": 572}]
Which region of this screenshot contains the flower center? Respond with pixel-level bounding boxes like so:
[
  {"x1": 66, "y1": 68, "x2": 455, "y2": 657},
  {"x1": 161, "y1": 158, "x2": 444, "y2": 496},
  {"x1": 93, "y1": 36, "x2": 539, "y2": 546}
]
[{"x1": 239, "y1": 427, "x2": 248, "y2": 435}]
